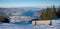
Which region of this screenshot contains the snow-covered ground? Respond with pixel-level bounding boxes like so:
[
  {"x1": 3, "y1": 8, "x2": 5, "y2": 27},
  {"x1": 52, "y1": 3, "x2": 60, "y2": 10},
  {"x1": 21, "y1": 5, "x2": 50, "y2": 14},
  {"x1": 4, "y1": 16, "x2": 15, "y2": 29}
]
[{"x1": 0, "y1": 19, "x2": 60, "y2": 29}]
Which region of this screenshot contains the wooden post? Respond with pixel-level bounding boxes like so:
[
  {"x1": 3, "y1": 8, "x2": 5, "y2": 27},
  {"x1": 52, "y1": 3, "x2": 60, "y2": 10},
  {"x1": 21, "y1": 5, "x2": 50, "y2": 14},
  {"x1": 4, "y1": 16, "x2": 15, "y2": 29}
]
[
  {"x1": 49, "y1": 20, "x2": 52, "y2": 25},
  {"x1": 35, "y1": 20, "x2": 37, "y2": 26}
]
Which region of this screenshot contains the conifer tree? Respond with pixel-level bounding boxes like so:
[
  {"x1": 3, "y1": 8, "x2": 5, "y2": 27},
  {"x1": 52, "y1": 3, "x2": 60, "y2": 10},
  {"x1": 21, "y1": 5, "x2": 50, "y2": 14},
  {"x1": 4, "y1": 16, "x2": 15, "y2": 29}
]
[
  {"x1": 40, "y1": 6, "x2": 57, "y2": 25},
  {"x1": 57, "y1": 6, "x2": 60, "y2": 18},
  {"x1": 40, "y1": 7, "x2": 57, "y2": 20}
]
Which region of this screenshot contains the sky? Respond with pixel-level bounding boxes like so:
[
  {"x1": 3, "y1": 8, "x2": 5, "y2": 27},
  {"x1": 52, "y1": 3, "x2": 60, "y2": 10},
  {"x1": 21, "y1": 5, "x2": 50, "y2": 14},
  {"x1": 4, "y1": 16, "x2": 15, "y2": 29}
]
[{"x1": 0, "y1": 0, "x2": 60, "y2": 8}]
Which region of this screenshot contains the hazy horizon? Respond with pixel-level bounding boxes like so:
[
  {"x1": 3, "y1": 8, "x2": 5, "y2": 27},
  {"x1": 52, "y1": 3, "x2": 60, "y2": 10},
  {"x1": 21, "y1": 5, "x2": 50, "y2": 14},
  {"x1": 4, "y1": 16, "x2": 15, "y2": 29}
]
[{"x1": 0, "y1": 0, "x2": 60, "y2": 8}]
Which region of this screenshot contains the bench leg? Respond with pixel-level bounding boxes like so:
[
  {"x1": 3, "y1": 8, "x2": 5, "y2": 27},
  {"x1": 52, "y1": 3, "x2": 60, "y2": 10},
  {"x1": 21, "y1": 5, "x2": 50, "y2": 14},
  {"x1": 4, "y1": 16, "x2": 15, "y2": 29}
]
[{"x1": 49, "y1": 20, "x2": 52, "y2": 25}]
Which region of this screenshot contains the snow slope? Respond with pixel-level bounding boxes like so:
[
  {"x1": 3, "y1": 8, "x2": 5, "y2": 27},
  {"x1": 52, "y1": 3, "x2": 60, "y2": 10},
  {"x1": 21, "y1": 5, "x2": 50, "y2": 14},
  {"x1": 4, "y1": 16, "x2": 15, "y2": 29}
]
[{"x1": 0, "y1": 18, "x2": 60, "y2": 29}]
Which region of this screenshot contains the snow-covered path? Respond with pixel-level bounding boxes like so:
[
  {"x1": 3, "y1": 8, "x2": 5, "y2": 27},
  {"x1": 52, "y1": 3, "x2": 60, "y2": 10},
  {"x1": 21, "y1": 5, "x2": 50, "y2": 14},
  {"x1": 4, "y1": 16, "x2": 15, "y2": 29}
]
[
  {"x1": 0, "y1": 23, "x2": 34, "y2": 29},
  {"x1": 0, "y1": 23, "x2": 60, "y2": 29},
  {"x1": 0, "y1": 20, "x2": 60, "y2": 29}
]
